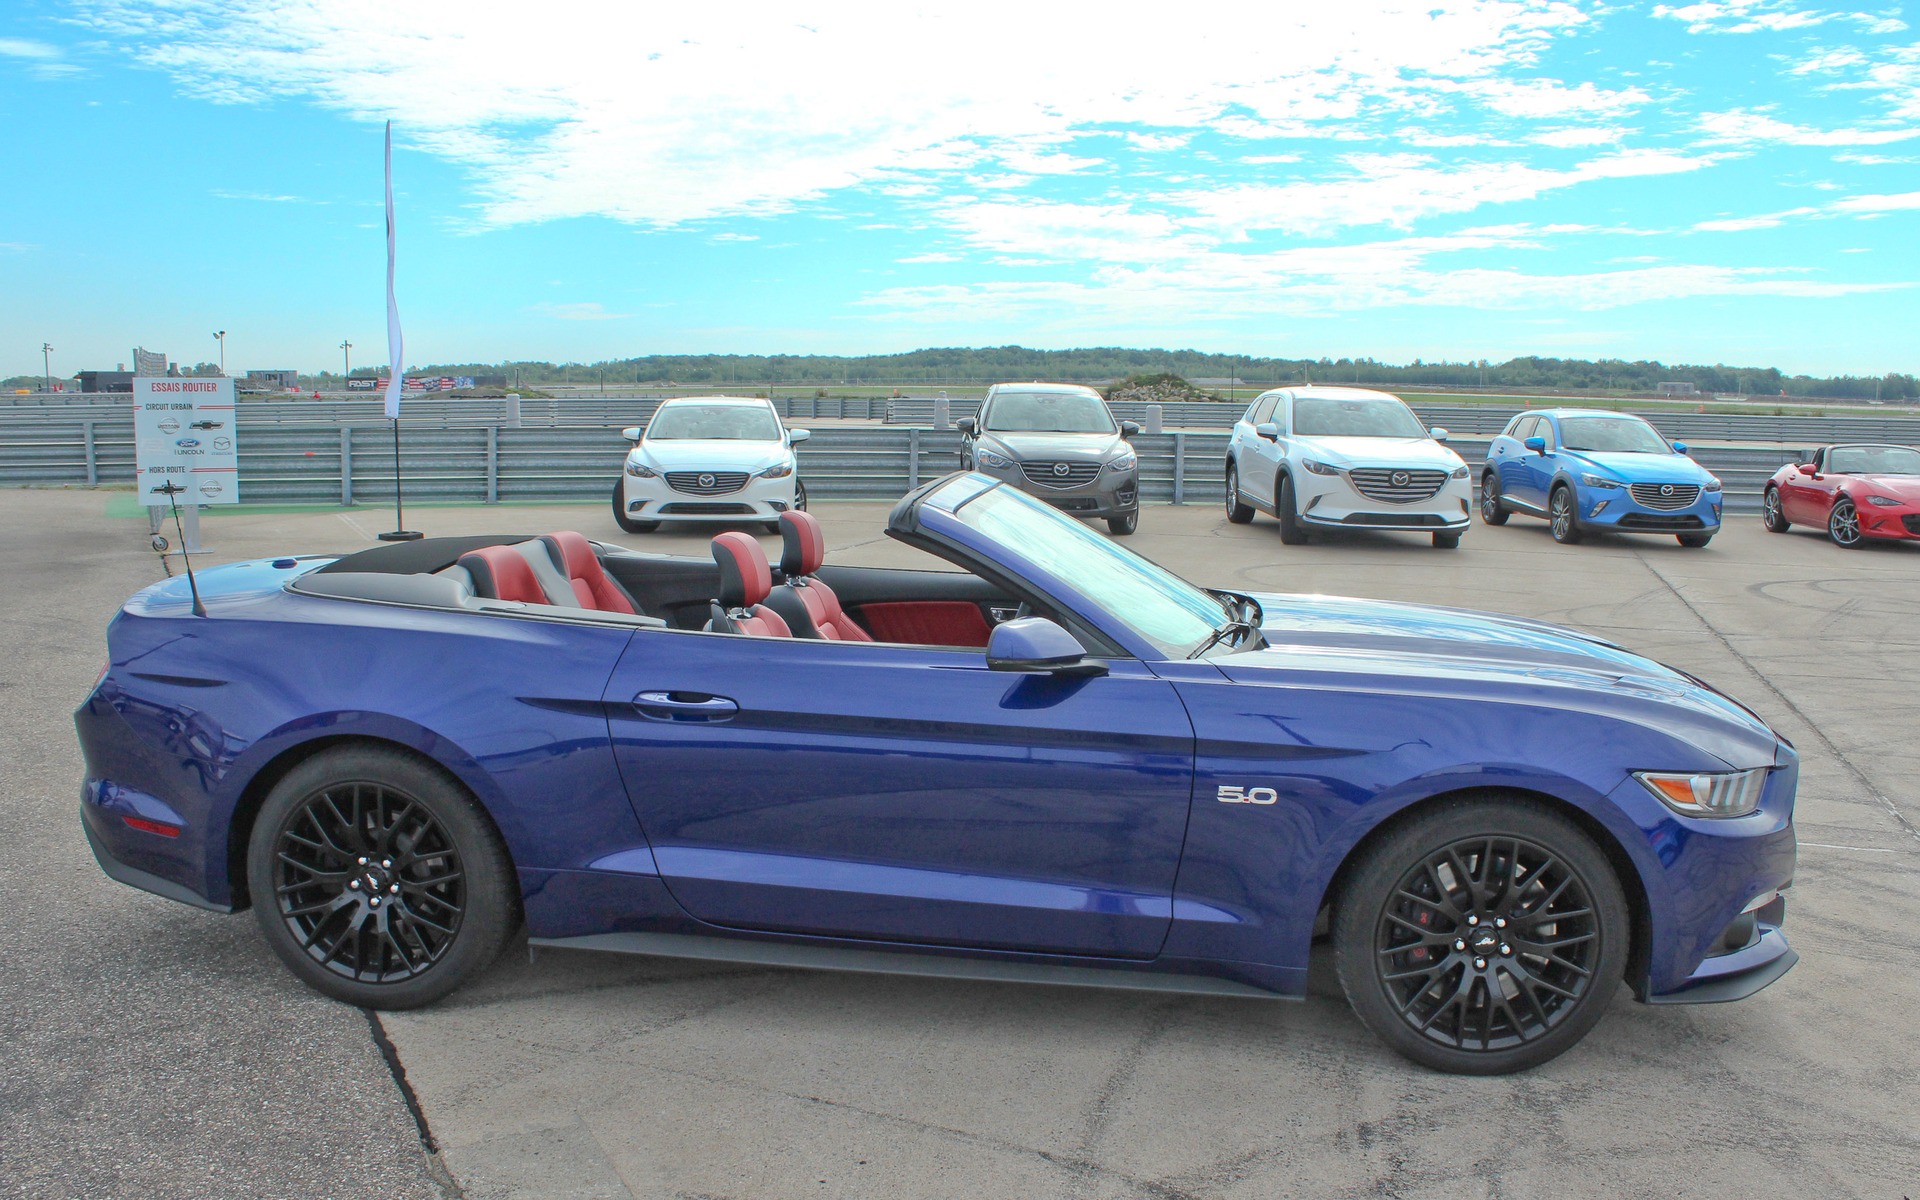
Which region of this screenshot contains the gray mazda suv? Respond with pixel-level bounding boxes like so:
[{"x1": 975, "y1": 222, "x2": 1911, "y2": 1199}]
[{"x1": 958, "y1": 383, "x2": 1143, "y2": 534}]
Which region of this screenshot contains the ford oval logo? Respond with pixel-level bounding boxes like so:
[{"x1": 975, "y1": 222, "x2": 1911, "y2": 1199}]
[
  {"x1": 1053, "y1": 462, "x2": 1071, "y2": 476},
  {"x1": 1660, "y1": 483, "x2": 1675, "y2": 496},
  {"x1": 1391, "y1": 471, "x2": 1410, "y2": 487},
  {"x1": 698, "y1": 473, "x2": 716, "y2": 488}
]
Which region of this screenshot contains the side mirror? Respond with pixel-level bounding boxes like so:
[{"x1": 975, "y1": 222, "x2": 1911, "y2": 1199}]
[
  {"x1": 986, "y1": 618, "x2": 1107, "y2": 677},
  {"x1": 1672, "y1": 441, "x2": 1689, "y2": 455},
  {"x1": 956, "y1": 417, "x2": 977, "y2": 436},
  {"x1": 1119, "y1": 420, "x2": 1141, "y2": 439},
  {"x1": 620, "y1": 426, "x2": 643, "y2": 442},
  {"x1": 787, "y1": 428, "x2": 810, "y2": 444},
  {"x1": 1255, "y1": 422, "x2": 1280, "y2": 442},
  {"x1": 1429, "y1": 426, "x2": 1450, "y2": 442},
  {"x1": 1523, "y1": 436, "x2": 1546, "y2": 454}
]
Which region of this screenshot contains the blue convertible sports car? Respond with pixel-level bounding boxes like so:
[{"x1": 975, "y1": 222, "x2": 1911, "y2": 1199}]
[
  {"x1": 77, "y1": 473, "x2": 1796, "y2": 1074},
  {"x1": 1480, "y1": 408, "x2": 1724, "y2": 547}
]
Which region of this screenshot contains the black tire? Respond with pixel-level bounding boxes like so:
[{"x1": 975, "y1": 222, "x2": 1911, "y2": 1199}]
[
  {"x1": 1107, "y1": 510, "x2": 1139, "y2": 536},
  {"x1": 1433, "y1": 531, "x2": 1462, "y2": 549},
  {"x1": 1277, "y1": 474, "x2": 1308, "y2": 545},
  {"x1": 1676, "y1": 533, "x2": 1713, "y2": 548},
  {"x1": 1225, "y1": 464, "x2": 1255, "y2": 524},
  {"x1": 247, "y1": 745, "x2": 518, "y2": 1010},
  {"x1": 793, "y1": 478, "x2": 808, "y2": 512},
  {"x1": 1479, "y1": 472, "x2": 1509, "y2": 525},
  {"x1": 1548, "y1": 485, "x2": 1582, "y2": 544},
  {"x1": 1828, "y1": 498, "x2": 1863, "y2": 548},
  {"x1": 1333, "y1": 796, "x2": 1629, "y2": 1075},
  {"x1": 612, "y1": 479, "x2": 659, "y2": 534},
  {"x1": 1761, "y1": 486, "x2": 1789, "y2": 533}
]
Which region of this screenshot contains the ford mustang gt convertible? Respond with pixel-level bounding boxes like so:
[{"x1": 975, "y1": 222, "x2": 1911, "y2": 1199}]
[{"x1": 77, "y1": 473, "x2": 1797, "y2": 1074}]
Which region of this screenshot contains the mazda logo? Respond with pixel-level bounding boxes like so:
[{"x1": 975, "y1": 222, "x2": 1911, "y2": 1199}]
[
  {"x1": 1053, "y1": 462, "x2": 1071, "y2": 476},
  {"x1": 698, "y1": 473, "x2": 716, "y2": 488},
  {"x1": 1390, "y1": 471, "x2": 1410, "y2": 487},
  {"x1": 1660, "y1": 483, "x2": 1675, "y2": 496}
]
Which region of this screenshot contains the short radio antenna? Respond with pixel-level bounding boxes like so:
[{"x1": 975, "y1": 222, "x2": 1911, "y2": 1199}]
[{"x1": 153, "y1": 482, "x2": 207, "y2": 617}]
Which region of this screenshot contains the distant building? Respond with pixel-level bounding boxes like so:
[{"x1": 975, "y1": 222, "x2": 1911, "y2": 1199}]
[
  {"x1": 246, "y1": 369, "x2": 300, "y2": 389},
  {"x1": 77, "y1": 370, "x2": 134, "y2": 393},
  {"x1": 1657, "y1": 382, "x2": 1698, "y2": 395}
]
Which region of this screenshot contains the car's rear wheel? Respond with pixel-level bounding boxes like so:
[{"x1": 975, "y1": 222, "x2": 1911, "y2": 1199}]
[
  {"x1": 1479, "y1": 472, "x2": 1509, "y2": 525},
  {"x1": 247, "y1": 745, "x2": 517, "y2": 1009},
  {"x1": 1107, "y1": 510, "x2": 1139, "y2": 536},
  {"x1": 1277, "y1": 474, "x2": 1308, "y2": 545},
  {"x1": 611, "y1": 479, "x2": 659, "y2": 534},
  {"x1": 1676, "y1": 532, "x2": 1713, "y2": 548},
  {"x1": 1762, "y1": 486, "x2": 1789, "y2": 533},
  {"x1": 1333, "y1": 797, "x2": 1628, "y2": 1075},
  {"x1": 1829, "y1": 498, "x2": 1863, "y2": 548},
  {"x1": 1548, "y1": 485, "x2": 1582, "y2": 544},
  {"x1": 1225, "y1": 464, "x2": 1255, "y2": 524}
]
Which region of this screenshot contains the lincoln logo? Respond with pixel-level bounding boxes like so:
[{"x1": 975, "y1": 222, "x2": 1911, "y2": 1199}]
[
  {"x1": 1053, "y1": 462, "x2": 1071, "y2": 477},
  {"x1": 1660, "y1": 483, "x2": 1675, "y2": 496},
  {"x1": 1391, "y1": 471, "x2": 1411, "y2": 487},
  {"x1": 698, "y1": 473, "x2": 716, "y2": 488}
]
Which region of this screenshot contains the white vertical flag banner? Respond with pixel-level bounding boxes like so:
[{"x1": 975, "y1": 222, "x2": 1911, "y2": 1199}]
[{"x1": 383, "y1": 120, "x2": 404, "y2": 420}]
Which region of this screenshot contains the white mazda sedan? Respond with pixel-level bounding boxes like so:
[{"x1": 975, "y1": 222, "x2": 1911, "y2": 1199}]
[
  {"x1": 1224, "y1": 386, "x2": 1473, "y2": 548},
  {"x1": 613, "y1": 396, "x2": 809, "y2": 534}
]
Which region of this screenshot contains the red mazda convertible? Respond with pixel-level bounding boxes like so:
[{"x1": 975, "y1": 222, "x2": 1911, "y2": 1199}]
[{"x1": 1763, "y1": 443, "x2": 1920, "y2": 548}]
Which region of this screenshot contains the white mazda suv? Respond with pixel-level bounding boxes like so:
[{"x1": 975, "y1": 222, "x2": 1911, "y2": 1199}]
[
  {"x1": 613, "y1": 396, "x2": 808, "y2": 534},
  {"x1": 1224, "y1": 386, "x2": 1472, "y2": 548}
]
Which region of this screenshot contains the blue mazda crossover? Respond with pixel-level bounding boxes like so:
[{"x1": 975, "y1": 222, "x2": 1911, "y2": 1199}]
[
  {"x1": 1481, "y1": 409, "x2": 1724, "y2": 547},
  {"x1": 77, "y1": 473, "x2": 1794, "y2": 1073}
]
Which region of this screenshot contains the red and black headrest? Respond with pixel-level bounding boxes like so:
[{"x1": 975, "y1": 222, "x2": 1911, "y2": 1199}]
[
  {"x1": 711, "y1": 532, "x2": 772, "y2": 609},
  {"x1": 538, "y1": 531, "x2": 637, "y2": 614},
  {"x1": 457, "y1": 545, "x2": 547, "y2": 605},
  {"x1": 779, "y1": 510, "x2": 826, "y2": 578}
]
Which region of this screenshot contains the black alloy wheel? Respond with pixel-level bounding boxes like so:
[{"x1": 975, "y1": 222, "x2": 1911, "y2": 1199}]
[
  {"x1": 1277, "y1": 474, "x2": 1308, "y2": 545},
  {"x1": 1225, "y1": 464, "x2": 1255, "y2": 524},
  {"x1": 1549, "y1": 486, "x2": 1582, "y2": 544},
  {"x1": 1480, "y1": 473, "x2": 1509, "y2": 525},
  {"x1": 1676, "y1": 532, "x2": 1713, "y2": 548},
  {"x1": 1334, "y1": 798, "x2": 1627, "y2": 1074},
  {"x1": 1829, "y1": 498, "x2": 1863, "y2": 548},
  {"x1": 793, "y1": 478, "x2": 808, "y2": 511},
  {"x1": 248, "y1": 746, "x2": 516, "y2": 1008},
  {"x1": 1762, "y1": 487, "x2": 1789, "y2": 533},
  {"x1": 1107, "y1": 509, "x2": 1139, "y2": 536},
  {"x1": 611, "y1": 478, "x2": 659, "y2": 534}
]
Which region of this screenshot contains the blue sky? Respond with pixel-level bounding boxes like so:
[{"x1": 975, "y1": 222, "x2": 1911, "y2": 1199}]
[{"x1": 2, "y1": 1, "x2": 1916, "y2": 380}]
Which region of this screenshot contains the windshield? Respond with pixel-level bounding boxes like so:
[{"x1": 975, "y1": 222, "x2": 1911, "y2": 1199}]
[
  {"x1": 1559, "y1": 416, "x2": 1670, "y2": 454},
  {"x1": 1292, "y1": 396, "x2": 1427, "y2": 439},
  {"x1": 984, "y1": 391, "x2": 1116, "y2": 434},
  {"x1": 949, "y1": 483, "x2": 1227, "y2": 656},
  {"x1": 1828, "y1": 445, "x2": 1920, "y2": 475},
  {"x1": 646, "y1": 404, "x2": 782, "y2": 441}
]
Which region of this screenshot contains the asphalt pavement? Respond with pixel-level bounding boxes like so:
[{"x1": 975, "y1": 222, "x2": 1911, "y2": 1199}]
[{"x1": 4, "y1": 488, "x2": 1917, "y2": 1199}]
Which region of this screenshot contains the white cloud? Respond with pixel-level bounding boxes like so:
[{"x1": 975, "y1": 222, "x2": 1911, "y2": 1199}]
[
  {"x1": 899, "y1": 252, "x2": 960, "y2": 263},
  {"x1": 531, "y1": 301, "x2": 632, "y2": 321},
  {"x1": 1689, "y1": 189, "x2": 1920, "y2": 230},
  {"x1": 0, "y1": 36, "x2": 81, "y2": 78},
  {"x1": 1696, "y1": 108, "x2": 1920, "y2": 144}
]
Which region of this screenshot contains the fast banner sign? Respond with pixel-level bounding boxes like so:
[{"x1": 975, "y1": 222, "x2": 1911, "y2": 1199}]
[{"x1": 135, "y1": 377, "x2": 239, "y2": 505}]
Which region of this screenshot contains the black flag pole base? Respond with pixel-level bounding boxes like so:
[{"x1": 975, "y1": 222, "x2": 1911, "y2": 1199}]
[{"x1": 378, "y1": 529, "x2": 424, "y2": 541}]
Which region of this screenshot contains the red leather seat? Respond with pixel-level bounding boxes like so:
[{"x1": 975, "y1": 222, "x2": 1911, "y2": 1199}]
[
  {"x1": 538, "y1": 531, "x2": 638, "y2": 613},
  {"x1": 456, "y1": 545, "x2": 551, "y2": 605},
  {"x1": 707, "y1": 532, "x2": 791, "y2": 637},
  {"x1": 767, "y1": 511, "x2": 871, "y2": 641}
]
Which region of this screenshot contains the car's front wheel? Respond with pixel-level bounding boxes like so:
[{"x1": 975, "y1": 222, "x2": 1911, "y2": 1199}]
[
  {"x1": 246, "y1": 745, "x2": 518, "y2": 1009},
  {"x1": 1277, "y1": 474, "x2": 1308, "y2": 545},
  {"x1": 1676, "y1": 532, "x2": 1713, "y2": 548},
  {"x1": 1225, "y1": 464, "x2": 1254, "y2": 524},
  {"x1": 1548, "y1": 485, "x2": 1583, "y2": 544},
  {"x1": 1762, "y1": 486, "x2": 1789, "y2": 533},
  {"x1": 1829, "y1": 498, "x2": 1863, "y2": 548},
  {"x1": 1433, "y1": 531, "x2": 1461, "y2": 549},
  {"x1": 1480, "y1": 473, "x2": 1509, "y2": 525},
  {"x1": 611, "y1": 479, "x2": 659, "y2": 534},
  {"x1": 1333, "y1": 796, "x2": 1629, "y2": 1075},
  {"x1": 1107, "y1": 510, "x2": 1138, "y2": 536}
]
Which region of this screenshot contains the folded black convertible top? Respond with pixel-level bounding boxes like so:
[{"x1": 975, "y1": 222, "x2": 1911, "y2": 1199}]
[{"x1": 310, "y1": 534, "x2": 533, "y2": 576}]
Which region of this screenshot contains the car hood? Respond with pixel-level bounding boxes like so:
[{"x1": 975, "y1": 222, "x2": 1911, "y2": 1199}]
[
  {"x1": 1561, "y1": 450, "x2": 1712, "y2": 483},
  {"x1": 982, "y1": 431, "x2": 1126, "y2": 461},
  {"x1": 636, "y1": 438, "x2": 791, "y2": 471},
  {"x1": 1217, "y1": 591, "x2": 1779, "y2": 767},
  {"x1": 1853, "y1": 474, "x2": 1920, "y2": 499},
  {"x1": 1292, "y1": 437, "x2": 1462, "y2": 468}
]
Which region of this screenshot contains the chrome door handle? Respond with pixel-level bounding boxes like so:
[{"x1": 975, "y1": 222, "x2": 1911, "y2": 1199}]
[{"x1": 633, "y1": 691, "x2": 739, "y2": 722}]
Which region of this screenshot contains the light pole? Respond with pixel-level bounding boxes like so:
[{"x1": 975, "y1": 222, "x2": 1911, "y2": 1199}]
[
  {"x1": 340, "y1": 339, "x2": 352, "y2": 381},
  {"x1": 41, "y1": 342, "x2": 53, "y2": 393},
  {"x1": 212, "y1": 330, "x2": 226, "y2": 376}
]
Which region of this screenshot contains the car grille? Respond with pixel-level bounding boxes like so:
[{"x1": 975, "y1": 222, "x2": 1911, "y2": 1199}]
[
  {"x1": 1339, "y1": 511, "x2": 1449, "y2": 527},
  {"x1": 1046, "y1": 498, "x2": 1101, "y2": 512},
  {"x1": 1348, "y1": 468, "x2": 1447, "y2": 504},
  {"x1": 657, "y1": 502, "x2": 754, "y2": 515},
  {"x1": 1903, "y1": 514, "x2": 1920, "y2": 535},
  {"x1": 666, "y1": 470, "x2": 750, "y2": 496},
  {"x1": 1616, "y1": 513, "x2": 1707, "y2": 531},
  {"x1": 1628, "y1": 483, "x2": 1700, "y2": 510},
  {"x1": 1020, "y1": 461, "x2": 1102, "y2": 490}
]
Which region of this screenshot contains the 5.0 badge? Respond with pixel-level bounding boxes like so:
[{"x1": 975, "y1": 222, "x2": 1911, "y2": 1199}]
[{"x1": 1216, "y1": 785, "x2": 1278, "y2": 805}]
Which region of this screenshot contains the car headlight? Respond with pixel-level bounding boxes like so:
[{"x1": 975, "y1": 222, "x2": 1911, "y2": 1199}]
[
  {"x1": 1107, "y1": 450, "x2": 1137, "y2": 472},
  {"x1": 1634, "y1": 767, "x2": 1769, "y2": 818},
  {"x1": 1704, "y1": 478, "x2": 1723, "y2": 493},
  {"x1": 976, "y1": 449, "x2": 1014, "y2": 470},
  {"x1": 1867, "y1": 495, "x2": 1901, "y2": 506},
  {"x1": 1302, "y1": 459, "x2": 1341, "y2": 476},
  {"x1": 625, "y1": 460, "x2": 657, "y2": 478},
  {"x1": 1448, "y1": 464, "x2": 1468, "y2": 479},
  {"x1": 1579, "y1": 473, "x2": 1621, "y2": 489},
  {"x1": 756, "y1": 462, "x2": 793, "y2": 479}
]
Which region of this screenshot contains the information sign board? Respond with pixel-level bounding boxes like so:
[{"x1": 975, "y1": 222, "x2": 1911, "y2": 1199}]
[{"x1": 134, "y1": 377, "x2": 239, "y2": 505}]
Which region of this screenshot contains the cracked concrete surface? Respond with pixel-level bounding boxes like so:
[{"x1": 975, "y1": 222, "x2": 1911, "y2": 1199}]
[{"x1": 8, "y1": 490, "x2": 1918, "y2": 1198}]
